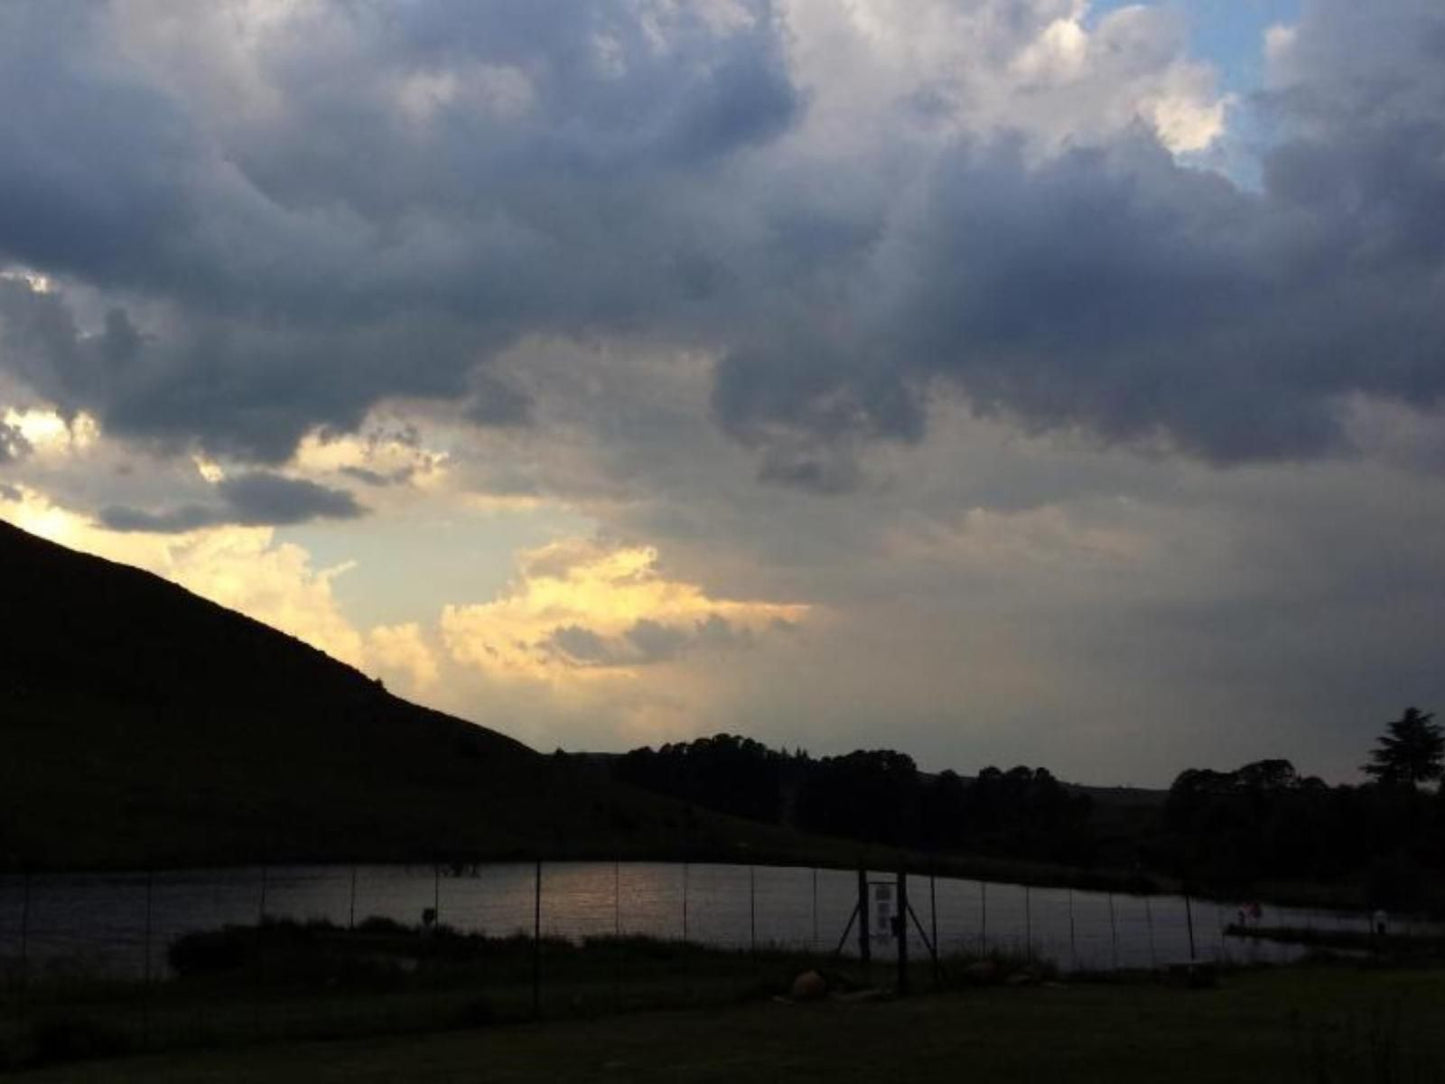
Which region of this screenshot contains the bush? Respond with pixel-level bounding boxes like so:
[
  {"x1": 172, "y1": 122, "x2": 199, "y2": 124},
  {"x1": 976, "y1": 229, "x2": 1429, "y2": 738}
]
[
  {"x1": 168, "y1": 926, "x2": 251, "y2": 977},
  {"x1": 28, "y1": 1012, "x2": 132, "y2": 1066},
  {"x1": 357, "y1": 915, "x2": 409, "y2": 935}
]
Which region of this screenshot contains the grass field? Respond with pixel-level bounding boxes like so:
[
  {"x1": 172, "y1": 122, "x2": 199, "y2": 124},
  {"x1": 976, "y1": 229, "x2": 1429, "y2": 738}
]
[{"x1": 13, "y1": 963, "x2": 1445, "y2": 1083}]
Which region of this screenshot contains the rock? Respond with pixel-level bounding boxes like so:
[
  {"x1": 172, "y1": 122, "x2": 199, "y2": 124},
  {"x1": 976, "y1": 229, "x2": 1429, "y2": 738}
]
[
  {"x1": 791, "y1": 969, "x2": 828, "y2": 1001},
  {"x1": 961, "y1": 960, "x2": 999, "y2": 984}
]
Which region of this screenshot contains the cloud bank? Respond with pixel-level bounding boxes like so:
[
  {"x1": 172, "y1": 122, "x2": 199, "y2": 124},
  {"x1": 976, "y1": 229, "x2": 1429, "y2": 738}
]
[{"x1": 0, "y1": 0, "x2": 1437, "y2": 479}]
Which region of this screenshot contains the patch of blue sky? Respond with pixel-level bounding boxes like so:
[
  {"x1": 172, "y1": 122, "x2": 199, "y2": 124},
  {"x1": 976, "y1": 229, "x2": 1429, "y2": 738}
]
[
  {"x1": 1086, "y1": 0, "x2": 1301, "y2": 188},
  {"x1": 1085, "y1": 0, "x2": 1301, "y2": 96}
]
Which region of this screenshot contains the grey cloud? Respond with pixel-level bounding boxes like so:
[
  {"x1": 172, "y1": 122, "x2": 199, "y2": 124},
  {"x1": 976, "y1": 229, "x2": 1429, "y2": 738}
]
[
  {"x1": 98, "y1": 503, "x2": 218, "y2": 533},
  {"x1": 695, "y1": 613, "x2": 755, "y2": 649},
  {"x1": 0, "y1": 0, "x2": 1443, "y2": 482},
  {"x1": 0, "y1": 0, "x2": 796, "y2": 461},
  {"x1": 547, "y1": 625, "x2": 615, "y2": 666},
  {"x1": 0, "y1": 280, "x2": 494, "y2": 461},
  {"x1": 0, "y1": 420, "x2": 30, "y2": 464},
  {"x1": 755, "y1": 444, "x2": 862, "y2": 495},
  {"x1": 464, "y1": 373, "x2": 533, "y2": 428},
  {"x1": 99, "y1": 471, "x2": 364, "y2": 533},
  {"x1": 0, "y1": 5, "x2": 196, "y2": 290},
  {"x1": 625, "y1": 615, "x2": 754, "y2": 661},
  {"x1": 218, "y1": 472, "x2": 364, "y2": 524},
  {"x1": 624, "y1": 619, "x2": 690, "y2": 662},
  {"x1": 545, "y1": 615, "x2": 758, "y2": 669},
  {"x1": 723, "y1": 3, "x2": 1445, "y2": 471},
  {"x1": 339, "y1": 465, "x2": 412, "y2": 487}
]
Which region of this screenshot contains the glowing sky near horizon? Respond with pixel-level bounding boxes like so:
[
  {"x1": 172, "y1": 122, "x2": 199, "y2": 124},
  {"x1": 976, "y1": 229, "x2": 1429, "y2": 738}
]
[{"x1": 2, "y1": 0, "x2": 1444, "y2": 786}]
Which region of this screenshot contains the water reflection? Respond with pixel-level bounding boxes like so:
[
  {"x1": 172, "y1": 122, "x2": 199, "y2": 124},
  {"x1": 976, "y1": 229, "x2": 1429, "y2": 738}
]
[{"x1": 0, "y1": 863, "x2": 1421, "y2": 981}]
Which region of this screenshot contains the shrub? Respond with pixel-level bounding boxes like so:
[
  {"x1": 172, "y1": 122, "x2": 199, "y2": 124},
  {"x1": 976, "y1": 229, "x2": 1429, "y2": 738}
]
[{"x1": 28, "y1": 1012, "x2": 132, "y2": 1066}]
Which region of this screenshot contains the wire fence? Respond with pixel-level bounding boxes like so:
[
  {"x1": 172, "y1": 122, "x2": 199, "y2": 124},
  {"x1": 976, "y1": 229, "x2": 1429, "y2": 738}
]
[{"x1": 0, "y1": 861, "x2": 1427, "y2": 1065}]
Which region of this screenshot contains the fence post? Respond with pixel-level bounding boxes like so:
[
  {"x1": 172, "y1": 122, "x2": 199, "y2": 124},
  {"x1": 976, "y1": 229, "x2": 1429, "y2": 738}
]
[
  {"x1": 349, "y1": 865, "x2": 358, "y2": 931},
  {"x1": 1184, "y1": 891, "x2": 1197, "y2": 961},
  {"x1": 1025, "y1": 884, "x2": 1034, "y2": 961},
  {"x1": 749, "y1": 865, "x2": 756, "y2": 956},
  {"x1": 1068, "y1": 887, "x2": 1077, "y2": 972},
  {"x1": 18, "y1": 871, "x2": 31, "y2": 1023},
  {"x1": 430, "y1": 863, "x2": 443, "y2": 1026},
  {"x1": 1144, "y1": 895, "x2": 1157, "y2": 969},
  {"x1": 811, "y1": 867, "x2": 818, "y2": 950},
  {"x1": 254, "y1": 864, "x2": 268, "y2": 1037},
  {"x1": 614, "y1": 858, "x2": 622, "y2": 1008},
  {"x1": 532, "y1": 859, "x2": 542, "y2": 1019},
  {"x1": 979, "y1": 881, "x2": 987, "y2": 956},
  {"x1": 1108, "y1": 892, "x2": 1119, "y2": 970},
  {"x1": 142, "y1": 870, "x2": 154, "y2": 1049},
  {"x1": 929, "y1": 863, "x2": 939, "y2": 985},
  {"x1": 896, "y1": 870, "x2": 909, "y2": 997},
  {"x1": 857, "y1": 866, "x2": 871, "y2": 982}
]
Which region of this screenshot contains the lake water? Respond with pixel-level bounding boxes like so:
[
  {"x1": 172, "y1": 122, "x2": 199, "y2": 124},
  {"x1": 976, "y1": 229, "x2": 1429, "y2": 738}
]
[{"x1": 0, "y1": 863, "x2": 1426, "y2": 981}]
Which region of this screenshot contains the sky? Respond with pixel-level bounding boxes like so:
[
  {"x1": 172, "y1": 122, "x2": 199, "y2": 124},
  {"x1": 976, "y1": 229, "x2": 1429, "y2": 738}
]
[{"x1": 2, "y1": 0, "x2": 1443, "y2": 788}]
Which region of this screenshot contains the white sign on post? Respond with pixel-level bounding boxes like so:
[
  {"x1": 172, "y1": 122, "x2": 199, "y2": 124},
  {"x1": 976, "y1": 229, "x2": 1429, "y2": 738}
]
[{"x1": 873, "y1": 882, "x2": 896, "y2": 940}]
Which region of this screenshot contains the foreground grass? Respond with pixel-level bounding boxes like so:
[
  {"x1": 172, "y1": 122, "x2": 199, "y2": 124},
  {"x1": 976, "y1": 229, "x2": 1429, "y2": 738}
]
[
  {"x1": 15, "y1": 964, "x2": 1445, "y2": 1083},
  {"x1": 1, "y1": 925, "x2": 833, "y2": 1069}
]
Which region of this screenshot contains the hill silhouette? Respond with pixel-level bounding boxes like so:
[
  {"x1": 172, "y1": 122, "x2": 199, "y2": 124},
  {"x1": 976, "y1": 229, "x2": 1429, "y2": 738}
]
[{"x1": 0, "y1": 519, "x2": 788, "y2": 870}]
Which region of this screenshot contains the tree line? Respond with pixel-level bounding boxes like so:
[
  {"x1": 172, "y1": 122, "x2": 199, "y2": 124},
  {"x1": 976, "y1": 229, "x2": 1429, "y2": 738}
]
[
  {"x1": 612, "y1": 735, "x2": 1095, "y2": 864},
  {"x1": 1155, "y1": 708, "x2": 1444, "y2": 907},
  {"x1": 606, "y1": 708, "x2": 1445, "y2": 908}
]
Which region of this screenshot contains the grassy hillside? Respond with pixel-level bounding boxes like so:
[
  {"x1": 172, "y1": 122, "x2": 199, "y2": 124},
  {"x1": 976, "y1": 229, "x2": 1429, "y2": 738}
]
[{"x1": 0, "y1": 520, "x2": 836, "y2": 871}]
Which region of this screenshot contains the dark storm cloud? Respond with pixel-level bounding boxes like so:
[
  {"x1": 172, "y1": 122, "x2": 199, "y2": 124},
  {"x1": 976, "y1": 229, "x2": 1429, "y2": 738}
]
[
  {"x1": 0, "y1": 276, "x2": 494, "y2": 461},
  {"x1": 99, "y1": 472, "x2": 365, "y2": 533},
  {"x1": 0, "y1": 0, "x2": 798, "y2": 460},
  {"x1": 464, "y1": 373, "x2": 534, "y2": 428},
  {"x1": 97, "y1": 503, "x2": 221, "y2": 534},
  {"x1": 0, "y1": 6, "x2": 195, "y2": 290},
  {"x1": 0, "y1": 0, "x2": 1443, "y2": 480},
  {"x1": 219, "y1": 472, "x2": 365, "y2": 523},
  {"x1": 885, "y1": 136, "x2": 1365, "y2": 462}
]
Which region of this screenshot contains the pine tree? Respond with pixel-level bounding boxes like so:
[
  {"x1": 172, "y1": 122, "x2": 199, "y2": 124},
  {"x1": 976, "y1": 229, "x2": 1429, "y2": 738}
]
[{"x1": 1363, "y1": 707, "x2": 1443, "y2": 787}]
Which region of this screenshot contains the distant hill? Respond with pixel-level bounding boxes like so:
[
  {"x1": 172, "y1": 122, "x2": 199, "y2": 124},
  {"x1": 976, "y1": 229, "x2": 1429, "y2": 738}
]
[{"x1": 0, "y1": 520, "x2": 812, "y2": 871}]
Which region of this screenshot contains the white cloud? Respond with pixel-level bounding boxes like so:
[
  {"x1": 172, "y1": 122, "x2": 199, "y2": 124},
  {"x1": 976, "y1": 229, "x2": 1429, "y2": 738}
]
[
  {"x1": 367, "y1": 622, "x2": 441, "y2": 691},
  {"x1": 780, "y1": 0, "x2": 1227, "y2": 156},
  {"x1": 1264, "y1": 22, "x2": 1297, "y2": 64},
  {"x1": 441, "y1": 537, "x2": 809, "y2": 681},
  {"x1": 3, "y1": 408, "x2": 100, "y2": 455}
]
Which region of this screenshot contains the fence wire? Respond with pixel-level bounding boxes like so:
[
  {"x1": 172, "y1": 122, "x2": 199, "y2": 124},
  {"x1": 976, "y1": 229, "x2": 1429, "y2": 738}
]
[{"x1": 0, "y1": 861, "x2": 1410, "y2": 1065}]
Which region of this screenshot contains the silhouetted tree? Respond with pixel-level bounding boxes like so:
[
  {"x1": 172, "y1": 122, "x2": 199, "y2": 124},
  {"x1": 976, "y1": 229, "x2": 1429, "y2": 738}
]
[
  {"x1": 1363, "y1": 707, "x2": 1443, "y2": 789},
  {"x1": 796, "y1": 750, "x2": 922, "y2": 845},
  {"x1": 614, "y1": 734, "x2": 787, "y2": 823}
]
